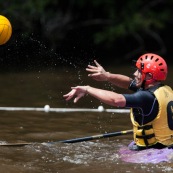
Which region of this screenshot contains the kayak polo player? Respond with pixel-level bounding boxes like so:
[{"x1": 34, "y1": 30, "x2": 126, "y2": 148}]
[{"x1": 63, "y1": 53, "x2": 173, "y2": 151}]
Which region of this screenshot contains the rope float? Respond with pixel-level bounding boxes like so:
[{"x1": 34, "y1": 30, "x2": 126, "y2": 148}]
[{"x1": 0, "y1": 105, "x2": 130, "y2": 113}]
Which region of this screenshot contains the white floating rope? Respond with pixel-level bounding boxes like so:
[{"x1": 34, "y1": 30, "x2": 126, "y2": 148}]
[{"x1": 0, "y1": 105, "x2": 130, "y2": 113}]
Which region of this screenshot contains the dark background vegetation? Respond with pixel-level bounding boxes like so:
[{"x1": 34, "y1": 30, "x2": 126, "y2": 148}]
[{"x1": 1, "y1": 0, "x2": 173, "y2": 71}]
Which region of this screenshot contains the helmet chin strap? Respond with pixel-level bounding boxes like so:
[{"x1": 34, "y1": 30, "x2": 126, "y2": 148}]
[
  {"x1": 140, "y1": 72, "x2": 146, "y2": 89},
  {"x1": 141, "y1": 80, "x2": 146, "y2": 89}
]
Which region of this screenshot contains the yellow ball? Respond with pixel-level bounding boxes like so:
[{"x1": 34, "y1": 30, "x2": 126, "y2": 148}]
[{"x1": 0, "y1": 15, "x2": 12, "y2": 45}]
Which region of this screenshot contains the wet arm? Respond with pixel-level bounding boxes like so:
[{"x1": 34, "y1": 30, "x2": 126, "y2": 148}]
[
  {"x1": 105, "y1": 73, "x2": 132, "y2": 89},
  {"x1": 86, "y1": 60, "x2": 132, "y2": 89},
  {"x1": 86, "y1": 86, "x2": 126, "y2": 107}
]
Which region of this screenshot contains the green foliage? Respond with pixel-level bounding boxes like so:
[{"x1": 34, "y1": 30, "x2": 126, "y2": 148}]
[
  {"x1": 93, "y1": 1, "x2": 172, "y2": 45},
  {"x1": 1, "y1": 0, "x2": 173, "y2": 52}
]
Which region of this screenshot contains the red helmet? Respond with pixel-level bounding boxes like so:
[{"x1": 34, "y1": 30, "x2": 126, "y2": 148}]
[{"x1": 136, "y1": 53, "x2": 167, "y2": 84}]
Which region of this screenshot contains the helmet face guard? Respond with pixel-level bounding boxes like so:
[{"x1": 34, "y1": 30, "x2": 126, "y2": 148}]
[{"x1": 135, "y1": 53, "x2": 167, "y2": 85}]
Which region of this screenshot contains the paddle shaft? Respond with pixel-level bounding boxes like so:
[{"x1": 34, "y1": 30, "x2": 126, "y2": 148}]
[
  {"x1": 49, "y1": 129, "x2": 133, "y2": 144},
  {"x1": 0, "y1": 129, "x2": 133, "y2": 146}
]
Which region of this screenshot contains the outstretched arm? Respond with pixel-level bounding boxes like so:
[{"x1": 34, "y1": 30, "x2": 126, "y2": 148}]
[
  {"x1": 86, "y1": 60, "x2": 132, "y2": 89},
  {"x1": 63, "y1": 85, "x2": 126, "y2": 107}
]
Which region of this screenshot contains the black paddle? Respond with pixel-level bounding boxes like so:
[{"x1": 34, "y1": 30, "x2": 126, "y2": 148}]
[
  {"x1": 55, "y1": 129, "x2": 133, "y2": 143},
  {"x1": 0, "y1": 129, "x2": 133, "y2": 146}
]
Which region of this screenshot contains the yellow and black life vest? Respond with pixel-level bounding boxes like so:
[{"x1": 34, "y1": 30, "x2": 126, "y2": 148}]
[{"x1": 131, "y1": 85, "x2": 173, "y2": 147}]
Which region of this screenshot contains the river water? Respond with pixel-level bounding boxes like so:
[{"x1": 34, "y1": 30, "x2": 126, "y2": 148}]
[{"x1": 0, "y1": 65, "x2": 173, "y2": 173}]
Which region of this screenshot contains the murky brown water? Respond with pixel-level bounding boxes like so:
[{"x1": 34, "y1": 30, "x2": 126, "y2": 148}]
[{"x1": 0, "y1": 66, "x2": 173, "y2": 173}]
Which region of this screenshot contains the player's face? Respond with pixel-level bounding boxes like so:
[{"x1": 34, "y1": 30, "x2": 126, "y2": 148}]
[{"x1": 133, "y1": 69, "x2": 143, "y2": 87}]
